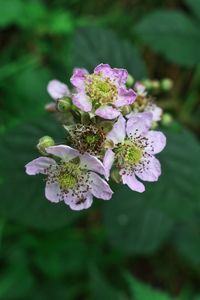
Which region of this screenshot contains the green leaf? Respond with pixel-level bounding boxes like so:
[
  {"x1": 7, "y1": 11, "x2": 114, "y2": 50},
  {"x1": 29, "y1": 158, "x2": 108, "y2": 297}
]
[
  {"x1": 103, "y1": 127, "x2": 200, "y2": 255},
  {"x1": 72, "y1": 27, "x2": 147, "y2": 79},
  {"x1": 103, "y1": 187, "x2": 173, "y2": 254},
  {"x1": 142, "y1": 128, "x2": 200, "y2": 221},
  {"x1": 0, "y1": 116, "x2": 82, "y2": 230},
  {"x1": 0, "y1": 0, "x2": 23, "y2": 28},
  {"x1": 125, "y1": 273, "x2": 175, "y2": 300},
  {"x1": 173, "y1": 222, "x2": 200, "y2": 270},
  {"x1": 135, "y1": 10, "x2": 200, "y2": 67},
  {"x1": 184, "y1": 0, "x2": 200, "y2": 21},
  {"x1": 90, "y1": 267, "x2": 127, "y2": 300}
]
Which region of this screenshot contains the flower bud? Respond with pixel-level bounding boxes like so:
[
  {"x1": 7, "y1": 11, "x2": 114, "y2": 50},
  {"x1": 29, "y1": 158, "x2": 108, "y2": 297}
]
[
  {"x1": 162, "y1": 113, "x2": 173, "y2": 127},
  {"x1": 56, "y1": 98, "x2": 71, "y2": 112},
  {"x1": 45, "y1": 102, "x2": 57, "y2": 112},
  {"x1": 121, "y1": 105, "x2": 132, "y2": 116},
  {"x1": 142, "y1": 79, "x2": 152, "y2": 90},
  {"x1": 161, "y1": 78, "x2": 173, "y2": 91},
  {"x1": 111, "y1": 169, "x2": 121, "y2": 183},
  {"x1": 151, "y1": 80, "x2": 160, "y2": 90},
  {"x1": 37, "y1": 136, "x2": 55, "y2": 155},
  {"x1": 126, "y1": 74, "x2": 134, "y2": 87}
]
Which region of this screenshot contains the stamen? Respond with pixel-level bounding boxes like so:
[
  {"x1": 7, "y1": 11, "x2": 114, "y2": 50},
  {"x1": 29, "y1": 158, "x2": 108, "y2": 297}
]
[{"x1": 85, "y1": 73, "x2": 117, "y2": 106}]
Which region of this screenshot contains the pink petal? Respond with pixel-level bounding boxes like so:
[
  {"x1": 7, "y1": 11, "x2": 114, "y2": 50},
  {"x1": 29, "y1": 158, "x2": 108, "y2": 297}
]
[
  {"x1": 149, "y1": 105, "x2": 163, "y2": 122},
  {"x1": 103, "y1": 149, "x2": 115, "y2": 180},
  {"x1": 90, "y1": 172, "x2": 113, "y2": 200},
  {"x1": 134, "y1": 82, "x2": 147, "y2": 95},
  {"x1": 107, "y1": 115, "x2": 126, "y2": 145},
  {"x1": 115, "y1": 87, "x2": 137, "y2": 107},
  {"x1": 65, "y1": 191, "x2": 93, "y2": 211},
  {"x1": 135, "y1": 156, "x2": 161, "y2": 182},
  {"x1": 46, "y1": 145, "x2": 79, "y2": 162},
  {"x1": 145, "y1": 131, "x2": 166, "y2": 154},
  {"x1": 94, "y1": 64, "x2": 128, "y2": 85},
  {"x1": 25, "y1": 157, "x2": 57, "y2": 175},
  {"x1": 45, "y1": 182, "x2": 61, "y2": 203},
  {"x1": 79, "y1": 154, "x2": 105, "y2": 175},
  {"x1": 72, "y1": 92, "x2": 92, "y2": 112},
  {"x1": 113, "y1": 68, "x2": 128, "y2": 85},
  {"x1": 95, "y1": 105, "x2": 121, "y2": 120},
  {"x1": 47, "y1": 80, "x2": 70, "y2": 100},
  {"x1": 126, "y1": 113, "x2": 152, "y2": 138},
  {"x1": 70, "y1": 68, "x2": 88, "y2": 89},
  {"x1": 120, "y1": 171, "x2": 145, "y2": 192},
  {"x1": 94, "y1": 64, "x2": 113, "y2": 78}
]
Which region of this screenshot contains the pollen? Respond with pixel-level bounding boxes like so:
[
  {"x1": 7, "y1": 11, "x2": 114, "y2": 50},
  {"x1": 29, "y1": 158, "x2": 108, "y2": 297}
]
[
  {"x1": 55, "y1": 162, "x2": 81, "y2": 190},
  {"x1": 58, "y1": 174, "x2": 77, "y2": 189},
  {"x1": 116, "y1": 141, "x2": 143, "y2": 168},
  {"x1": 85, "y1": 74, "x2": 117, "y2": 106}
]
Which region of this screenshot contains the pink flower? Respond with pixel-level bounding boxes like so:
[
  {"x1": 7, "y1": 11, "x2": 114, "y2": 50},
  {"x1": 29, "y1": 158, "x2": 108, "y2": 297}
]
[
  {"x1": 47, "y1": 79, "x2": 70, "y2": 100},
  {"x1": 127, "y1": 82, "x2": 163, "y2": 122},
  {"x1": 70, "y1": 64, "x2": 137, "y2": 120},
  {"x1": 104, "y1": 114, "x2": 166, "y2": 192},
  {"x1": 25, "y1": 145, "x2": 113, "y2": 211}
]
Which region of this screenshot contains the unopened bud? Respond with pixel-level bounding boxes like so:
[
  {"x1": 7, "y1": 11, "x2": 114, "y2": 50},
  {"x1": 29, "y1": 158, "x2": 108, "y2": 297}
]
[
  {"x1": 37, "y1": 136, "x2": 55, "y2": 155},
  {"x1": 56, "y1": 98, "x2": 71, "y2": 112},
  {"x1": 104, "y1": 139, "x2": 115, "y2": 149},
  {"x1": 162, "y1": 113, "x2": 173, "y2": 127},
  {"x1": 151, "y1": 80, "x2": 160, "y2": 90},
  {"x1": 121, "y1": 105, "x2": 132, "y2": 116},
  {"x1": 126, "y1": 74, "x2": 134, "y2": 87},
  {"x1": 45, "y1": 102, "x2": 57, "y2": 112},
  {"x1": 142, "y1": 79, "x2": 152, "y2": 90},
  {"x1": 111, "y1": 169, "x2": 121, "y2": 183},
  {"x1": 161, "y1": 78, "x2": 173, "y2": 91}
]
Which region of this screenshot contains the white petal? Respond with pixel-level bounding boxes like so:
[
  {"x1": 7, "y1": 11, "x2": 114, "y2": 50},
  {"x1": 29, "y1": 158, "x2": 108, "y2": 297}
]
[
  {"x1": 90, "y1": 172, "x2": 113, "y2": 200},
  {"x1": 149, "y1": 105, "x2": 163, "y2": 122},
  {"x1": 145, "y1": 131, "x2": 166, "y2": 154},
  {"x1": 95, "y1": 106, "x2": 121, "y2": 120},
  {"x1": 106, "y1": 115, "x2": 126, "y2": 145},
  {"x1": 135, "y1": 156, "x2": 161, "y2": 182},
  {"x1": 120, "y1": 170, "x2": 145, "y2": 192},
  {"x1": 47, "y1": 79, "x2": 70, "y2": 100},
  {"x1": 126, "y1": 113, "x2": 152, "y2": 138},
  {"x1": 79, "y1": 154, "x2": 105, "y2": 175},
  {"x1": 103, "y1": 149, "x2": 115, "y2": 180},
  {"x1": 65, "y1": 191, "x2": 93, "y2": 211},
  {"x1": 72, "y1": 92, "x2": 92, "y2": 112},
  {"x1": 46, "y1": 145, "x2": 79, "y2": 162},
  {"x1": 25, "y1": 157, "x2": 57, "y2": 175},
  {"x1": 45, "y1": 181, "x2": 61, "y2": 203}
]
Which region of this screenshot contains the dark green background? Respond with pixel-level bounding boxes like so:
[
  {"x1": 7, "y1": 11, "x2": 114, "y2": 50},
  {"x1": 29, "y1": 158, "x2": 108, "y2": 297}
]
[{"x1": 0, "y1": 0, "x2": 200, "y2": 299}]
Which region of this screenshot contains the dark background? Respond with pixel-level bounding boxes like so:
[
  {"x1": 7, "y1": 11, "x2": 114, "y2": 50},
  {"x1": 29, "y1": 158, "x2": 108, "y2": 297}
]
[{"x1": 0, "y1": 0, "x2": 200, "y2": 299}]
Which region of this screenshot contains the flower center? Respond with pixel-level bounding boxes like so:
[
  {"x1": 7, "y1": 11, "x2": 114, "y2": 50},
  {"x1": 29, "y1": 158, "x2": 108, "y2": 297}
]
[
  {"x1": 85, "y1": 74, "x2": 117, "y2": 105},
  {"x1": 84, "y1": 134, "x2": 99, "y2": 145},
  {"x1": 116, "y1": 141, "x2": 143, "y2": 168},
  {"x1": 71, "y1": 124, "x2": 105, "y2": 156},
  {"x1": 58, "y1": 174, "x2": 77, "y2": 190},
  {"x1": 56, "y1": 162, "x2": 81, "y2": 190}
]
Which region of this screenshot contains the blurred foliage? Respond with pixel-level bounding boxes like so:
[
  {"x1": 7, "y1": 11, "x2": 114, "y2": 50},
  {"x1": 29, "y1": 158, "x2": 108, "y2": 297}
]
[{"x1": 0, "y1": 0, "x2": 200, "y2": 299}]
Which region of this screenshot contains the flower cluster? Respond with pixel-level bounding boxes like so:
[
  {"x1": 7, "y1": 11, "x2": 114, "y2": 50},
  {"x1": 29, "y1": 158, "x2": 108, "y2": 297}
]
[{"x1": 26, "y1": 64, "x2": 167, "y2": 211}]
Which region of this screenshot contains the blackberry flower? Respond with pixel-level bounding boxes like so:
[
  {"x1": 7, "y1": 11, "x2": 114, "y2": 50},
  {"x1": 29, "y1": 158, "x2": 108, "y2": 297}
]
[
  {"x1": 70, "y1": 64, "x2": 137, "y2": 119},
  {"x1": 104, "y1": 114, "x2": 166, "y2": 192},
  {"x1": 25, "y1": 145, "x2": 113, "y2": 210}
]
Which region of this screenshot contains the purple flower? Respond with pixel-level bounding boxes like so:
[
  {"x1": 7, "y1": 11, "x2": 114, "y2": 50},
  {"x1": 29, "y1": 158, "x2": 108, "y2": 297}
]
[
  {"x1": 127, "y1": 82, "x2": 163, "y2": 122},
  {"x1": 70, "y1": 64, "x2": 137, "y2": 120},
  {"x1": 25, "y1": 145, "x2": 113, "y2": 210},
  {"x1": 104, "y1": 114, "x2": 166, "y2": 192},
  {"x1": 47, "y1": 79, "x2": 70, "y2": 100}
]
